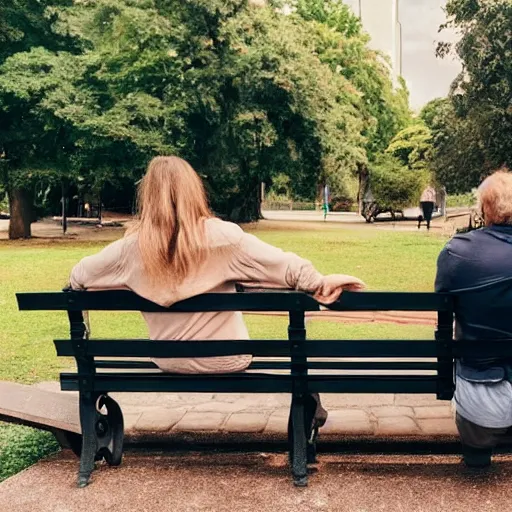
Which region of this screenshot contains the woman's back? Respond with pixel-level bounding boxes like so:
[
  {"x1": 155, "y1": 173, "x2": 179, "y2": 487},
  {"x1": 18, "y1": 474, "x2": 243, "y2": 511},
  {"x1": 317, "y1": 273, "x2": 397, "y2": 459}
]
[
  {"x1": 70, "y1": 156, "x2": 364, "y2": 374},
  {"x1": 71, "y1": 217, "x2": 323, "y2": 373}
]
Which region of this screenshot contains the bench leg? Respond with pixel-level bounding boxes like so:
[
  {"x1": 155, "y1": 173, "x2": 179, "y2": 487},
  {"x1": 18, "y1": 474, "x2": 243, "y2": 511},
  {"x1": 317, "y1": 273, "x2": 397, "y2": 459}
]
[
  {"x1": 78, "y1": 394, "x2": 98, "y2": 488},
  {"x1": 97, "y1": 394, "x2": 124, "y2": 467},
  {"x1": 77, "y1": 393, "x2": 125, "y2": 487},
  {"x1": 288, "y1": 396, "x2": 309, "y2": 487}
]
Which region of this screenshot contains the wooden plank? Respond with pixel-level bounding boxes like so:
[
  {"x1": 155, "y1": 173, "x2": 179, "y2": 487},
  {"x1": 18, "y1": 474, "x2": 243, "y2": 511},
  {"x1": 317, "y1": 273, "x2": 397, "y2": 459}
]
[
  {"x1": 18, "y1": 290, "x2": 320, "y2": 313},
  {"x1": 92, "y1": 359, "x2": 437, "y2": 371},
  {"x1": 60, "y1": 372, "x2": 294, "y2": 393},
  {"x1": 54, "y1": 339, "x2": 291, "y2": 358},
  {"x1": 55, "y1": 339, "x2": 438, "y2": 358},
  {"x1": 17, "y1": 290, "x2": 453, "y2": 313},
  {"x1": 59, "y1": 372, "x2": 438, "y2": 394}
]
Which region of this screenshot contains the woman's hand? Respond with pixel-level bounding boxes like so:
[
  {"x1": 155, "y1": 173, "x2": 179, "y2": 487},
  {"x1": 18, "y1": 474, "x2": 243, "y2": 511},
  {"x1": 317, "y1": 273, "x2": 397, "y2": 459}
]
[{"x1": 313, "y1": 274, "x2": 366, "y2": 304}]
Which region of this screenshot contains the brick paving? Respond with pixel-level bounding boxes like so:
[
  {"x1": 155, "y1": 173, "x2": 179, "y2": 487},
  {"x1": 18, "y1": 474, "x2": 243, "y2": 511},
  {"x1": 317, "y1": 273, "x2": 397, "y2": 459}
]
[{"x1": 1, "y1": 381, "x2": 458, "y2": 443}]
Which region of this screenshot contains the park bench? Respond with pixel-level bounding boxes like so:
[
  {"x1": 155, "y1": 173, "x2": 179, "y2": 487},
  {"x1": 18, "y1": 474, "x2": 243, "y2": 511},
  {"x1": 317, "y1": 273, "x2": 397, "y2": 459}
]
[{"x1": 17, "y1": 289, "x2": 469, "y2": 488}]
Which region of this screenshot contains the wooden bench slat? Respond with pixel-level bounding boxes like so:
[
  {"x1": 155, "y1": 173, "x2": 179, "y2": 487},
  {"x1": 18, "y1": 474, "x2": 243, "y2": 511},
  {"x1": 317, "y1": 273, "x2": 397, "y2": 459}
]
[
  {"x1": 60, "y1": 372, "x2": 438, "y2": 394},
  {"x1": 250, "y1": 361, "x2": 438, "y2": 371},
  {"x1": 54, "y1": 339, "x2": 292, "y2": 358},
  {"x1": 306, "y1": 340, "x2": 437, "y2": 358},
  {"x1": 60, "y1": 372, "x2": 294, "y2": 393},
  {"x1": 95, "y1": 360, "x2": 159, "y2": 370},
  {"x1": 308, "y1": 375, "x2": 439, "y2": 394},
  {"x1": 93, "y1": 359, "x2": 438, "y2": 371},
  {"x1": 17, "y1": 290, "x2": 454, "y2": 312},
  {"x1": 55, "y1": 339, "x2": 438, "y2": 358},
  {"x1": 17, "y1": 290, "x2": 320, "y2": 312},
  {"x1": 453, "y1": 341, "x2": 512, "y2": 358}
]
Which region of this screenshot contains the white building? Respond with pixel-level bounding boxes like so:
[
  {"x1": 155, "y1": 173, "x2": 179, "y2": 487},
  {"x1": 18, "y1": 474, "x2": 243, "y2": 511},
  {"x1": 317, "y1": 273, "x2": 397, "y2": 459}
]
[{"x1": 344, "y1": 0, "x2": 402, "y2": 83}]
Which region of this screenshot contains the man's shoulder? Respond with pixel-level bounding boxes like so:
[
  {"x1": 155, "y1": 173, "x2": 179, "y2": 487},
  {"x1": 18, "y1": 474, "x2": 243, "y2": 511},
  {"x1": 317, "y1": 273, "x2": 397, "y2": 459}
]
[
  {"x1": 448, "y1": 228, "x2": 488, "y2": 246},
  {"x1": 440, "y1": 229, "x2": 489, "y2": 262}
]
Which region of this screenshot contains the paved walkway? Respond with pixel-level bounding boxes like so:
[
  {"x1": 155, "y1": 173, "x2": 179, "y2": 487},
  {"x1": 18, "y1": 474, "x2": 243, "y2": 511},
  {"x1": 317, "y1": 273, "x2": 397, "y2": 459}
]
[
  {"x1": 116, "y1": 389, "x2": 457, "y2": 443},
  {"x1": 0, "y1": 381, "x2": 458, "y2": 444},
  {"x1": 115, "y1": 389, "x2": 458, "y2": 442}
]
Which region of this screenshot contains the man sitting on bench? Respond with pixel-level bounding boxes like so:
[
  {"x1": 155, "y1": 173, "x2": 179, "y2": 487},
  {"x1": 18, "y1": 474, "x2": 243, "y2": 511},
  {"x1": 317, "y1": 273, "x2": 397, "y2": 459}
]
[{"x1": 435, "y1": 169, "x2": 512, "y2": 468}]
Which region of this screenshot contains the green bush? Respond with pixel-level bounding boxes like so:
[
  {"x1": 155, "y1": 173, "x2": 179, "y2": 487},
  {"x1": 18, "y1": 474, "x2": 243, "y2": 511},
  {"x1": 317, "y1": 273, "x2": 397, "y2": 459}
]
[
  {"x1": 446, "y1": 191, "x2": 476, "y2": 208},
  {"x1": 369, "y1": 155, "x2": 428, "y2": 211},
  {"x1": 0, "y1": 423, "x2": 60, "y2": 482}
]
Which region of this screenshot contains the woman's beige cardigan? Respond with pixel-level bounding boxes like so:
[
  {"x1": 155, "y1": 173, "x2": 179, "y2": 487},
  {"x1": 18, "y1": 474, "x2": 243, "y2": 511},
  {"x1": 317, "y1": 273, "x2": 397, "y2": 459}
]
[{"x1": 70, "y1": 218, "x2": 324, "y2": 374}]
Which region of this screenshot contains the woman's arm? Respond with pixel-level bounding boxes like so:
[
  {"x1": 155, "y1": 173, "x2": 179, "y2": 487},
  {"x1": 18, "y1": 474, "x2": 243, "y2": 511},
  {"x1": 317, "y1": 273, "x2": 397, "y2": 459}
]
[
  {"x1": 70, "y1": 238, "x2": 128, "y2": 290},
  {"x1": 229, "y1": 230, "x2": 364, "y2": 303}
]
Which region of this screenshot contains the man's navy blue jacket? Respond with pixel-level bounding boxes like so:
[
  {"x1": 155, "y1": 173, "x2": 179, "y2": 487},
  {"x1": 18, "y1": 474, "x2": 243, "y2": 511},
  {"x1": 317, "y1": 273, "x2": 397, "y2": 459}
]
[{"x1": 435, "y1": 225, "x2": 512, "y2": 379}]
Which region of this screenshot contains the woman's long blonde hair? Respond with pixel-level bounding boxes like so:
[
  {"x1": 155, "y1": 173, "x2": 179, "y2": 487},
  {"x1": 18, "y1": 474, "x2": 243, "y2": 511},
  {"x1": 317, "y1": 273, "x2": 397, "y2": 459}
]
[{"x1": 127, "y1": 156, "x2": 212, "y2": 284}]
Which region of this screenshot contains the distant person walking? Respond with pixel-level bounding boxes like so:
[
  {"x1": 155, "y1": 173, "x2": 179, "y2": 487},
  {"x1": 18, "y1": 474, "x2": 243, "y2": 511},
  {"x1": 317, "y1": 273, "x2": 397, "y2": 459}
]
[
  {"x1": 418, "y1": 185, "x2": 436, "y2": 230},
  {"x1": 322, "y1": 184, "x2": 330, "y2": 221}
]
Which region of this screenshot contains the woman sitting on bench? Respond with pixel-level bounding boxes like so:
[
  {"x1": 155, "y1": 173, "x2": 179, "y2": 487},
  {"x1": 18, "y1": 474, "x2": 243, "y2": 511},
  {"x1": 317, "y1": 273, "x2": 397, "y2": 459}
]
[{"x1": 69, "y1": 156, "x2": 365, "y2": 429}]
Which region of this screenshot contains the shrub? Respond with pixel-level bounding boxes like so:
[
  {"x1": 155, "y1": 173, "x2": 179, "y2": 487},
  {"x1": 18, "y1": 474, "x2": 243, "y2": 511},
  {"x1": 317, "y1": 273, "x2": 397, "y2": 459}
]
[
  {"x1": 446, "y1": 191, "x2": 476, "y2": 208},
  {"x1": 0, "y1": 423, "x2": 60, "y2": 482},
  {"x1": 369, "y1": 155, "x2": 428, "y2": 211}
]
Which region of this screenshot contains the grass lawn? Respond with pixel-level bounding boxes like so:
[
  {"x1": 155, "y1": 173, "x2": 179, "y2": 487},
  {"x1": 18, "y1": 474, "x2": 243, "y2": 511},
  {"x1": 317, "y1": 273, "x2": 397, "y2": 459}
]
[
  {"x1": 0, "y1": 225, "x2": 445, "y2": 383},
  {"x1": 0, "y1": 424, "x2": 59, "y2": 482},
  {"x1": 0, "y1": 222, "x2": 447, "y2": 481}
]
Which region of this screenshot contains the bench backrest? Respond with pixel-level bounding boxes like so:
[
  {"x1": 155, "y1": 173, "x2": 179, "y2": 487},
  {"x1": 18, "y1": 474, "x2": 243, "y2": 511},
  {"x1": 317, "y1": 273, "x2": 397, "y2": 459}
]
[{"x1": 17, "y1": 290, "x2": 458, "y2": 398}]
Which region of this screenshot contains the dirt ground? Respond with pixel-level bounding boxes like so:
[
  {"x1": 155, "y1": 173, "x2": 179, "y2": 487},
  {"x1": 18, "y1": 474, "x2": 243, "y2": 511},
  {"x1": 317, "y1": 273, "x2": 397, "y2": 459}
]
[
  {"x1": 1, "y1": 450, "x2": 512, "y2": 512},
  {"x1": 0, "y1": 214, "x2": 127, "y2": 243},
  {"x1": 0, "y1": 210, "x2": 472, "y2": 243}
]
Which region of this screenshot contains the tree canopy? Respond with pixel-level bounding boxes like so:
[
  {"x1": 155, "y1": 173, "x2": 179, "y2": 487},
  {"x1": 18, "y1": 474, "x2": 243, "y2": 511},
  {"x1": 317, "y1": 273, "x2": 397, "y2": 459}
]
[
  {"x1": 0, "y1": 0, "x2": 411, "y2": 237},
  {"x1": 430, "y1": 0, "x2": 512, "y2": 193}
]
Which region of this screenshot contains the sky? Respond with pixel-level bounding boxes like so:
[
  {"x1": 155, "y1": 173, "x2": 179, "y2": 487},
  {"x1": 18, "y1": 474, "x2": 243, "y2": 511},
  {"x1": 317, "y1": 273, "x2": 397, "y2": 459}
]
[
  {"x1": 399, "y1": 0, "x2": 461, "y2": 109},
  {"x1": 344, "y1": 0, "x2": 462, "y2": 110}
]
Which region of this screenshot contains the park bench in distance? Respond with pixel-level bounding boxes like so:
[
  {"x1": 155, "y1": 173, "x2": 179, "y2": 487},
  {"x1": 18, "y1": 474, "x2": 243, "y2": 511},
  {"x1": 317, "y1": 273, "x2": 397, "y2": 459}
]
[{"x1": 17, "y1": 289, "x2": 458, "y2": 488}]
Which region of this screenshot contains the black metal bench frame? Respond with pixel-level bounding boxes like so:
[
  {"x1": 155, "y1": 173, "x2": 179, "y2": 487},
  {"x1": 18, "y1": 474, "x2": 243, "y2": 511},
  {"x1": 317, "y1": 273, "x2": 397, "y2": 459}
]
[{"x1": 17, "y1": 289, "x2": 458, "y2": 488}]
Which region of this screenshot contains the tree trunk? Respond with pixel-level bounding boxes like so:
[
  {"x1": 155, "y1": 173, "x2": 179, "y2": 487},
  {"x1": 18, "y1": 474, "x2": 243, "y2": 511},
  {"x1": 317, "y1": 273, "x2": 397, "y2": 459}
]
[
  {"x1": 228, "y1": 182, "x2": 262, "y2": 223},
  {"x1": 8, "y1": 187, "x2": 32, "y2": 239},
  {"x1": 357, "y1": 165, "x2": 369, "y2": 216},
  {"x1": 61, "y1": 181, "x2": 67, "y2": 235},
  {"x1": 98, "y1": 189, "x2": 102, "y2": 225}
]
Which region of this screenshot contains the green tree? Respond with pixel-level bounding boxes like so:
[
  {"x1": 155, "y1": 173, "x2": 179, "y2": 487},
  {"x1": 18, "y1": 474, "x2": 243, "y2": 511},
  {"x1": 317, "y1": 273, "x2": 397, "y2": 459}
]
[
  {"x1": 386, "y1": 123, "x2": 433, "y2": 171},
  {"x1": 0, "y1": 0, "x2": 186, "y2": 237},
  {"x1": 0, "y1": 0, "x2": 412, "y2": 232},
  {"x1": 294, "y1": 0, "x2": 411, "y2": 210},
  {"x1": 0, "y1": 0, "x2": 73, "y2": 62},
  {"x1": 368, "y1": 153, "x2": 427, "y2": 213},
  {"x1": 366, "y1": 124, "x2": 430, "y2": 214},
  {"x1": 421, "y1": 98, "x2": 486, "y2": 193},
  {"x1": 434, "y1": 0, "x2": 512, "y2": 191},
  {"x1": 202, "y1": 4, "x2": 366, "y2": 218},
  {"x1": 0, "y1": 0, "x2": 74, "y2": 238}
]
